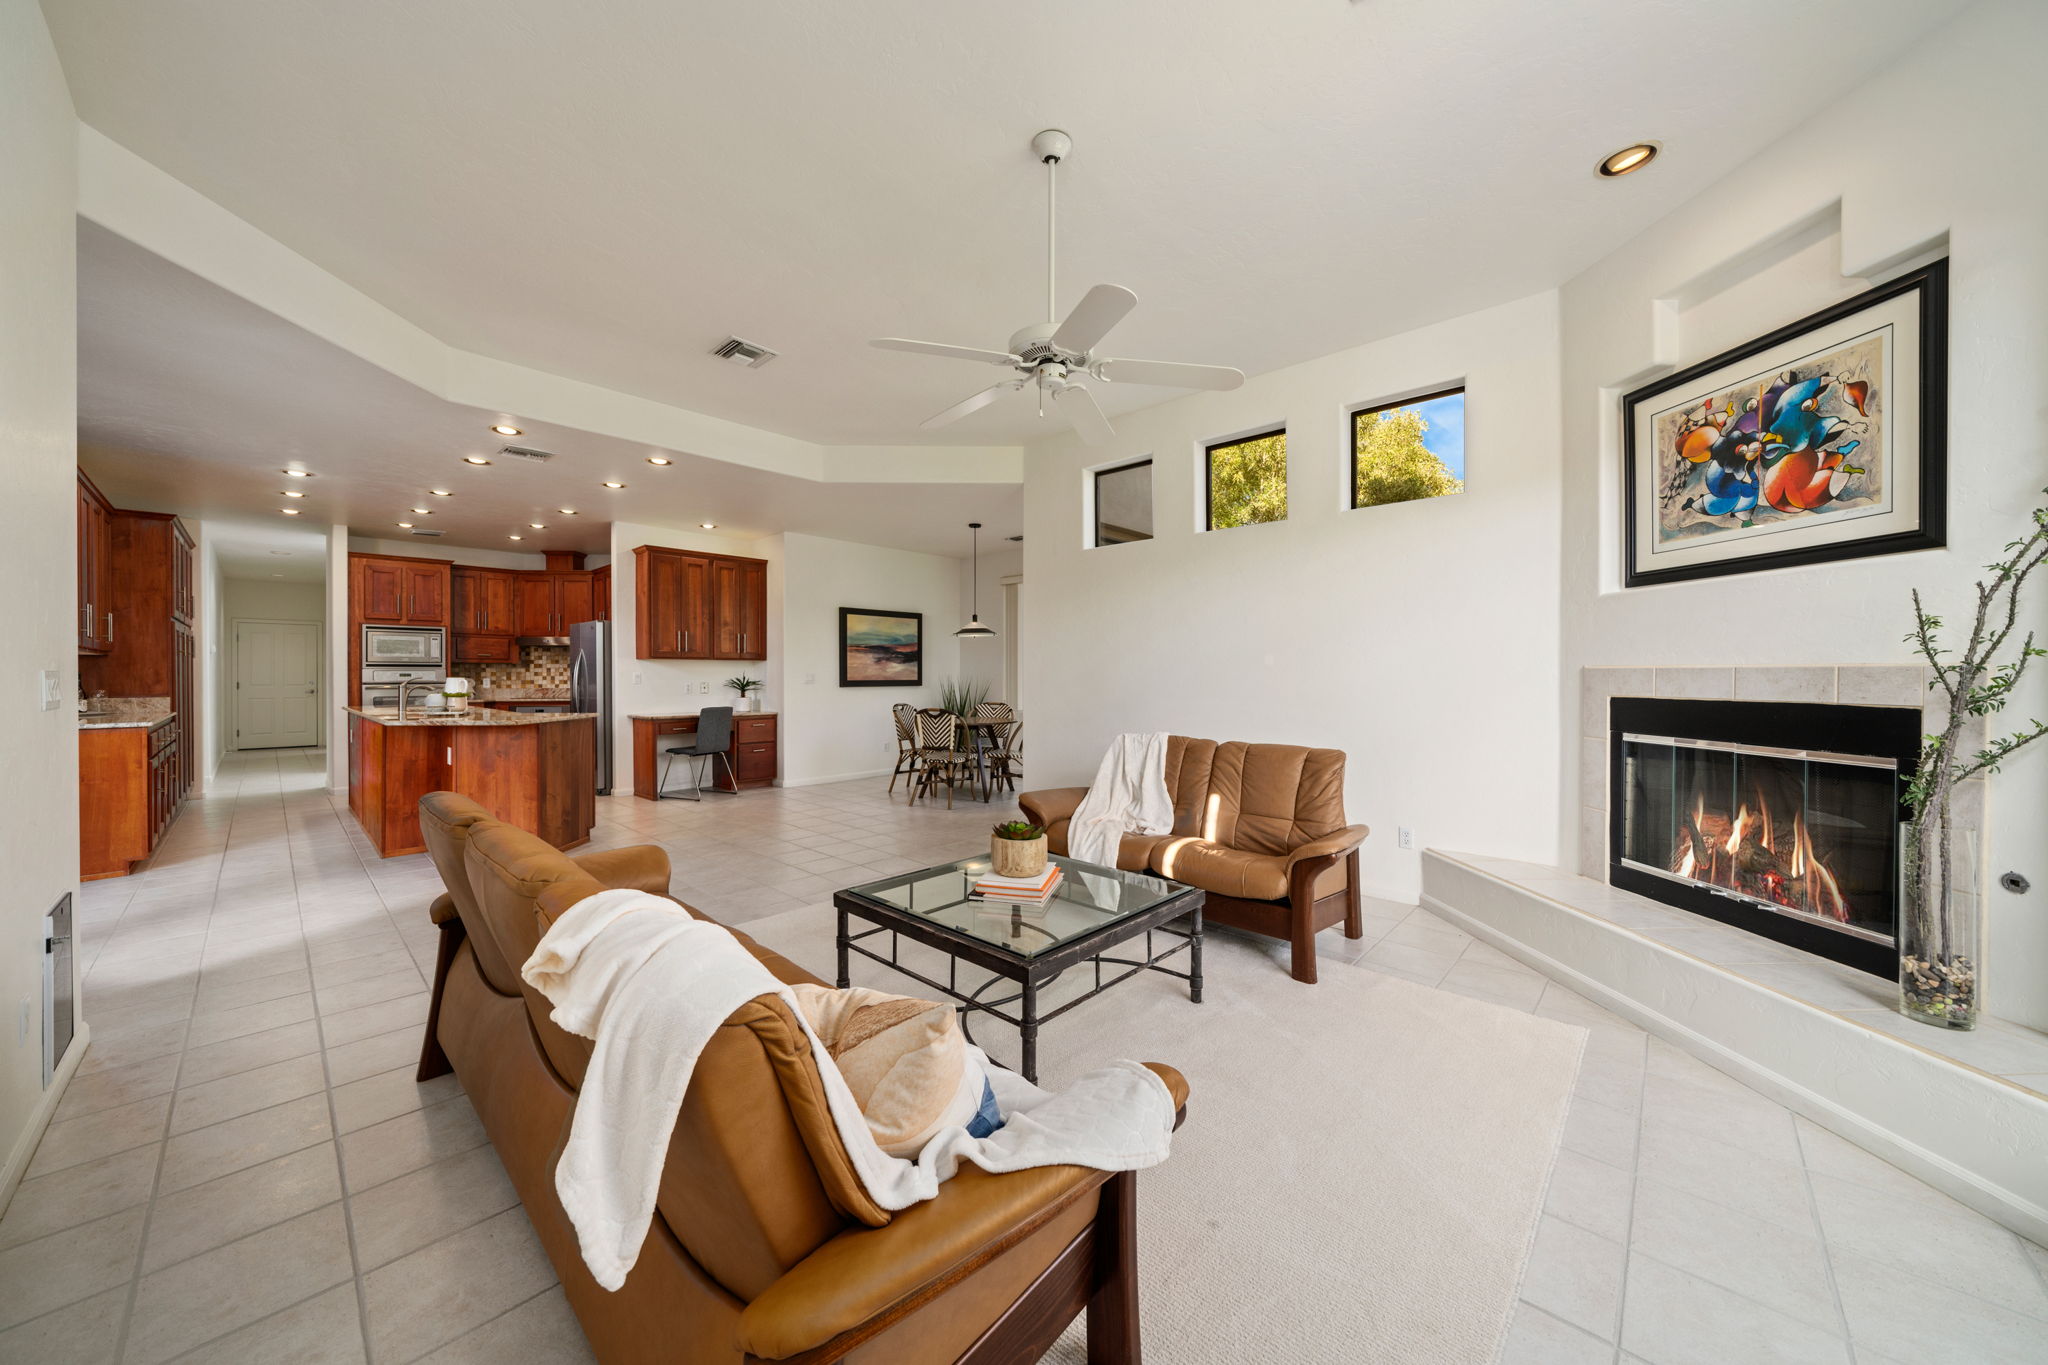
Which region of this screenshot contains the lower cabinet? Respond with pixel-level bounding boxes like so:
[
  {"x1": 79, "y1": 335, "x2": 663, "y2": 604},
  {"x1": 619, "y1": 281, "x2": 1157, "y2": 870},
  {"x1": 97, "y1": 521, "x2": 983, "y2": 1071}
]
[{"x1": 81, "y1": 720, "x2": 180, "y2": 879}]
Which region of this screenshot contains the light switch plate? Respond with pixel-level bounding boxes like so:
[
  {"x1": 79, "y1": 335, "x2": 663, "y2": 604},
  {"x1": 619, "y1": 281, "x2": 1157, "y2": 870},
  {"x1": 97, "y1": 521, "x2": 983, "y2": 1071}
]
[{"x1": 39, "y1": 669, "x2": 60, "y2": 710}]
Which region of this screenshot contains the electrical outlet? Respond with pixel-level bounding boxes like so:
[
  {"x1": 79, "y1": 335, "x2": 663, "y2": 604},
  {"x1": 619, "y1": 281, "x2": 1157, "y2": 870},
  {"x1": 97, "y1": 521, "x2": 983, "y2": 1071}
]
[
  {"x1": 1397, "y1": 827, "x2": 1414, "y2": 850},
  {"x1": 632, "y1": 671, "x2": 643, "y2": 686},
  {"x1": 39, "y1": 669, "x2": 60, "y2": 711}
]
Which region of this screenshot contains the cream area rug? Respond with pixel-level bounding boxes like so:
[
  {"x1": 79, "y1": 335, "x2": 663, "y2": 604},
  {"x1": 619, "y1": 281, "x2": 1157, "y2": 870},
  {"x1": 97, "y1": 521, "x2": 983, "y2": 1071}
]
[{"x1": 741, "y1": 908, "x2": 1586, "y2": 1364}]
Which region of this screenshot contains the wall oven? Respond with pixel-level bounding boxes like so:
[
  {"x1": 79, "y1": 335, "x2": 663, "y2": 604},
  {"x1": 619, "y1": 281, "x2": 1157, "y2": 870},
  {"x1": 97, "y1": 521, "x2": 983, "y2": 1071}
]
[
  {"x1": 360, "y1": 665, "x2": 448, "y2": 712},
  {"x1": 361, "y1": 625, "x2": 444, "y2": 667}
]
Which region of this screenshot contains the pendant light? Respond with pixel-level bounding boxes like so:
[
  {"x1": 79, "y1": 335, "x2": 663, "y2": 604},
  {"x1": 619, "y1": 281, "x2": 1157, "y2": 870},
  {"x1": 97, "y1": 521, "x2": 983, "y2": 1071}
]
[{"x1": 956, "y1": 522, "x2": 997, "y2": 638}]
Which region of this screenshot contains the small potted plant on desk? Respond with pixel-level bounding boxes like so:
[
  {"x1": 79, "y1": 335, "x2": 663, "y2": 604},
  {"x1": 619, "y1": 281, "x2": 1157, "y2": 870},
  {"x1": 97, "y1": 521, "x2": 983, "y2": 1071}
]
[
  {"x1": 991, "y1": 820, "x2": 1048, "y2": 878},
  {"x1": 725, "y1": 676, "x2": 763, "y2": 713}
]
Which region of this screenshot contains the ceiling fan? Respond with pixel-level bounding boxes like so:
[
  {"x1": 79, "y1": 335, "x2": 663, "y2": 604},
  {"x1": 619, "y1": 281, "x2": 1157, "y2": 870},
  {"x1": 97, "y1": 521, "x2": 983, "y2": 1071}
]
[{"x1": 872, "y1": 129, "x2": 1245, "y2": 445}]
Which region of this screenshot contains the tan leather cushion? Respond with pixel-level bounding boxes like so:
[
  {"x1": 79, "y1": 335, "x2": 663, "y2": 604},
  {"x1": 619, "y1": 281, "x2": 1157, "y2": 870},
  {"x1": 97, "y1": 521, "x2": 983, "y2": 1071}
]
[
  {"x1": 1205, "y1": 743, "x2": 1348, "y2": 856},
  {"x1": 418, "y1": 793, "x2": 518, "y2": 991},
  {"x1": 1152, "y1": 838, "x2": 1289, "y2": 900},
  {"x1": 1162, "y1": 736, "x2": 1219, "y2": 836},
  {"x1": 1042, "y1": 821, "x2": 1166, "y2": 873}
]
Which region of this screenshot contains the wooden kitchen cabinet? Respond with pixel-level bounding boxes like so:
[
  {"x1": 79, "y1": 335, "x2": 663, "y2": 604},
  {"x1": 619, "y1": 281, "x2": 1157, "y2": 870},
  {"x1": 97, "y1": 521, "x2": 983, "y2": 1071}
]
[
  {"x1": 77, "y1": 472, "x2": 115, "y2": 654},
  {"x1": 81, "y1": 720, "x2": 179, "y2": 879},
  {"x1": 351, "y1": 553, "x2": 451, "y2": 627},
  {"x1": 514, "y1": 571, "x2": 601, "y2": 638},
  {"x1": 633, "y1": 546, "x2": 766, "y2": 660},
  {"x1": 80, "y1": 509, "x2": 199, "y2": 812},
  {"x1": 453, "y1": 567, "x2": 517, "y2": 635},
  {"x1": 592, "y1": 565, "x2": 611, "y2": 622}
]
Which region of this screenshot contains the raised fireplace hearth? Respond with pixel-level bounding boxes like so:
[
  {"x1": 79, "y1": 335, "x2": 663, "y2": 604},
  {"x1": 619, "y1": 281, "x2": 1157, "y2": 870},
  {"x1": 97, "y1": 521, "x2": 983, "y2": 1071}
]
[{"x1": 1607, "y1": 696, "x2": 1920, "y2": 979}]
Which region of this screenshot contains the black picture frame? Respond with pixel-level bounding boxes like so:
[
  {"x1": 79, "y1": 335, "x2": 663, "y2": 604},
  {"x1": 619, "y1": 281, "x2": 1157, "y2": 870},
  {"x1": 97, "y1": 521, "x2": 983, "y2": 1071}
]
[
  {"x1": 1622, "y1": 259, "x2": 1948, "y2": 588},
  {"x1": 838, "y1": 607, "x2": 924, "y2": 687}
]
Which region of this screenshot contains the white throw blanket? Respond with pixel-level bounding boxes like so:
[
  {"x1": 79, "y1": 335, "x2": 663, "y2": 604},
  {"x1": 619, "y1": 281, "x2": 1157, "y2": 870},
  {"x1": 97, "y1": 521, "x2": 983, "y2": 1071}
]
[
  {"x1": 521, "y1": 888, "x2": 1178, "y2": 1291},
  {"x1": 1066, "y1": 732, "x2": 1173, "y2": 868}
]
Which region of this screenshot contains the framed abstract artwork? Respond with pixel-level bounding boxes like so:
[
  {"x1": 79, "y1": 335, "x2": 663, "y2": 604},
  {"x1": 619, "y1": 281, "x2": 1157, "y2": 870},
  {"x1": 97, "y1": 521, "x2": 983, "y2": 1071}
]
[
  {"x1": 839, "y1": 608, "x2": 923, "y2": 686},
  {"x1": 1623, "y1": 259, "x2": 1947, "y2": 588}
]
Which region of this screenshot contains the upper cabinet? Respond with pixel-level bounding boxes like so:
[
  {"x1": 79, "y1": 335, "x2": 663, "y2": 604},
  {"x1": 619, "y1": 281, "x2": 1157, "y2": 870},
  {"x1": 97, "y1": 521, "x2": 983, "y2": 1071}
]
[
  {"x1": 451, "y1": 562, "x2": 604, "y2": 661},
  {"x1": 633, "y1": 546, "x2": 767, "y2": 660},
  {"x1": 592, "y1": 565, "x2": 611, "y2": 622},
  {"x1": 77, "y1": 472, "x2": 115, "y2": 654},
  {"x1": 351, "y1": 553, "x2": 451, "y2": 628},
  {"x1": 453, "y1": 567, "x2": 517, "y2": 637}
]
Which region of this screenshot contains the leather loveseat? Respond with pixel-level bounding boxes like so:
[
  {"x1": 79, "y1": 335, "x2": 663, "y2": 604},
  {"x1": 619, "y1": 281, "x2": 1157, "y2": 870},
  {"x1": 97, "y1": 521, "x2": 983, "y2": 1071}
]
[
  {"x1": 1021, "y1": 738, "x2": 1369, "y2": 984},
  {"x1": 413, "y1": 792, "x2": 1189, "y2": 1364}
]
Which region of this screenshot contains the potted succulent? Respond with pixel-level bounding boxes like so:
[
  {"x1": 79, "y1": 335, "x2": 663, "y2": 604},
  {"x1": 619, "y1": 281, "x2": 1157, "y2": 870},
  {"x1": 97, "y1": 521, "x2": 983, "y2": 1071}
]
[
  {"x1": 991, "y1": 820, "x2": 1048, "y2": 878},
  {"x1": 726, "y1": 676, "x2": 763, "y2": 713}
]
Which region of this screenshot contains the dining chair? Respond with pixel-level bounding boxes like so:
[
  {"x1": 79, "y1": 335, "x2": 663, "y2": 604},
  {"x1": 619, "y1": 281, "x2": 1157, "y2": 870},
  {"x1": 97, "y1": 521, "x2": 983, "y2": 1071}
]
[
  {"x1": 989, "y1": 719, "x2": 1023, "y2": 795},
  {"x1": 888, "y1": 703, "x2": 922, "y2": 793},
  {"x1": 660, "y1": 707, "x2": 737, "y2": 800},
  {"x1": 910, "y1": 708, "x2": 966, "y2": 808}
]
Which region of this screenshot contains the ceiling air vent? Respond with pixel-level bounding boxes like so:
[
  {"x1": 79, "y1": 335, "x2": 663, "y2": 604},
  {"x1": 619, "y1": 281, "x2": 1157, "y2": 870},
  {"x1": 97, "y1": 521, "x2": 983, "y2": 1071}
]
[
  {"x1": 408, "y1": 528, "x2": 446, "y2": 537},
  {"x1": 499, "y1": 445, "x2": 556, "y2": 463},
  {"x1": 712, "y1": 337, "x2": 778, "y2": 368}
]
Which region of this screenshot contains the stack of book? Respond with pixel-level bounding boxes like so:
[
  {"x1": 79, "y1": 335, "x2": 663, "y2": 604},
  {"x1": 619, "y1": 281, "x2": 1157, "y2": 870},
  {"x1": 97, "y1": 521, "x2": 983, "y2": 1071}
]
[{"x1": 970, "y1": 864, "x2": 1064, "y2": 905}]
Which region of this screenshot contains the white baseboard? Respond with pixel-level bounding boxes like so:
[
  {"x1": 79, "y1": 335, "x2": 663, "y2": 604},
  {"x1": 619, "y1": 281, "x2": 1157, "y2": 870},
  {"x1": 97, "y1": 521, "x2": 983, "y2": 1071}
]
[
  {"x1": 0, "y1": 1020, "x2": 93, "y2": 1217},
  {"x1": 778, "y1": 766, "x2": 894, "y2": 789}
]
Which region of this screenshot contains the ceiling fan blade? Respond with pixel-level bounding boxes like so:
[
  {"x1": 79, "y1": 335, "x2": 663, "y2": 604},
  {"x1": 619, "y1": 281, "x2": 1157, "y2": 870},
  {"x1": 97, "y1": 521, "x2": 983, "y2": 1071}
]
[
  {"x1": 1050, "y1": 284, "x2": 1138, "y2": 354},
  {"x1": 872, "y1": 337, "x2": 1022, "y2": 366},
  {"x1": 920, "y1": 382, "x2": 1015, "y2": 430},
  {"x1": 1053, "y1": 384, "x2": 1116, "y2": 446},
  {"x1": 1094, "y1": 357, "x2": 1245, "y2": 391}
]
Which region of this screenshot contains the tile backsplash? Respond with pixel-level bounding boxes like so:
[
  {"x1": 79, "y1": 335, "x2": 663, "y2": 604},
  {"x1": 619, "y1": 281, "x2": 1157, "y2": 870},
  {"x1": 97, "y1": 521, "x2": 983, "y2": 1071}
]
[{"x1": 466, "y1": 645, "x2": 570, "y2": 693}]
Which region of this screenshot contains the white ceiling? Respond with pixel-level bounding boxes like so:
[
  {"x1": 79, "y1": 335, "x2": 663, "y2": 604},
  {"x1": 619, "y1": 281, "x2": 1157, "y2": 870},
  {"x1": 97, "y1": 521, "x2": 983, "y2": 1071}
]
[
  {"x1": 45, "y1": 0, "x2": 1964, "y2": 447},
  {"x1": 77, "y1": 223, "x2": 1020, "y2": 559}
]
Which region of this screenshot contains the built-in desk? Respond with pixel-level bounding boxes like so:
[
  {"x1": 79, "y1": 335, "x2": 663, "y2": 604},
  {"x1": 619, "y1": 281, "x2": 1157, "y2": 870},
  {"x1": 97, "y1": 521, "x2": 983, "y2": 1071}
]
[{"x1": 630, "y1": 711, "x2": 777, "y2": 798}]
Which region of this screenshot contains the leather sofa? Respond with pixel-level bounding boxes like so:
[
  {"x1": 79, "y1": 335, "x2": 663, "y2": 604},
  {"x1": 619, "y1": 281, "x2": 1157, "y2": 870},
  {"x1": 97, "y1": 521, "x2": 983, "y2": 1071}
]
[
  {"x1": 1021, "y1": 738, "x2": 1369, "y2": 984},
  {"x1": 413, "y1": 792, "x2": 1189, "y2": 1364}
]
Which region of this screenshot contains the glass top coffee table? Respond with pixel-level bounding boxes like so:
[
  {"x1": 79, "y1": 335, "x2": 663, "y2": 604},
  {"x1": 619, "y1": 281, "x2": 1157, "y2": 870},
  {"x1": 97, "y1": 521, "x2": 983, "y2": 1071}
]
[{"x1": 834, "y1": 854, "x2": 1204, "y2": 1083}]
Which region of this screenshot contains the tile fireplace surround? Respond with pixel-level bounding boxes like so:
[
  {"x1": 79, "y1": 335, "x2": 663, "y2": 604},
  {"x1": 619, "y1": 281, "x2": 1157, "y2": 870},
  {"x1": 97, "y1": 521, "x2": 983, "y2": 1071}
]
[{"x1": 1421, "y1": 666, "x2": 2048, "y2": 1247}]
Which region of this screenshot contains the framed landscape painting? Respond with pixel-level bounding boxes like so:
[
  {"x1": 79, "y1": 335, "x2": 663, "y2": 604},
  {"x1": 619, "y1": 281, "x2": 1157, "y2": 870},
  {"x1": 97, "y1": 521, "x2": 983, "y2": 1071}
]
[
  {"x1": 1623, "y1": 259, "x2": 1947, "y2": 588},
  {"x1": 839, "y1": 608, "x2": 923, "y2": 686}
]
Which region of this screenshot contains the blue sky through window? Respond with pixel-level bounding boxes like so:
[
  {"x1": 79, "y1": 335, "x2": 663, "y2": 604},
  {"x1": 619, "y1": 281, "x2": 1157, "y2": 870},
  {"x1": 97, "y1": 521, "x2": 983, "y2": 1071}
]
[{"x1": 1409, "y1": 392, "x2": 1465, "y2": 479}]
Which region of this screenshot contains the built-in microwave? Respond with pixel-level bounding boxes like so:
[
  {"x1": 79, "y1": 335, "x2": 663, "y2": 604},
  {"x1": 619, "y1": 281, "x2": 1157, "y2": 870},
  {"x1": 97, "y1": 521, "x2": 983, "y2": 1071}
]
[{"x1": 361, "y1": 625, "x2": 444, "y2": 666}]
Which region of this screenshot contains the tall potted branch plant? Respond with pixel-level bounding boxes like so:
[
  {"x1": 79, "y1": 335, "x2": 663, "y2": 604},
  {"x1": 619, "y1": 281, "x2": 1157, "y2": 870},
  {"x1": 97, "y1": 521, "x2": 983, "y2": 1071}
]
[{"x1": 1901, "y1": 490, "x2": 2048, "y2": 1029}]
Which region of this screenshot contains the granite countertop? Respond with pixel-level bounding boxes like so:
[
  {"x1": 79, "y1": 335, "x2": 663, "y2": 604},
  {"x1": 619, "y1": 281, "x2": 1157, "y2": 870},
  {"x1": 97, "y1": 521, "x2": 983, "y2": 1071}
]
[
  {"x1": 627, "y1": 710, "x2": 777, "y2": 720},
  {"x1": 80, "y1": 696, "x2": 173, "y2": 731},
  {"x1": 345, "y1": 707, "x2": 597, "y2": 728}
]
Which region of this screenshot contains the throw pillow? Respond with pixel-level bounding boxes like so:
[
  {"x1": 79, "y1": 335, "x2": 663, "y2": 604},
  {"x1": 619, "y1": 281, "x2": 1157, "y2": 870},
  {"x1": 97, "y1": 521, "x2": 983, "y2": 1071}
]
[{"x1": 791, "y1": 983, "x2": 998, "y2": 1156}]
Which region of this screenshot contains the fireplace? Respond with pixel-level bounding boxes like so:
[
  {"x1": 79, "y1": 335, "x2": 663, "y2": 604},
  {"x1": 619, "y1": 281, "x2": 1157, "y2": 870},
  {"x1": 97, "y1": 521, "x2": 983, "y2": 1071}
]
[{"x1": 1608, "y1": 697, "x2": 1919, "y2": 979}]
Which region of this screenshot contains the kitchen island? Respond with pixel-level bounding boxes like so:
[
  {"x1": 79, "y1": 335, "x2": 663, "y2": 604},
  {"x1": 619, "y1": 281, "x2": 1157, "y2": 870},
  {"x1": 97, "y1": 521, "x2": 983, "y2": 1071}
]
[{"x1": 346, "y1": 707, "x2": 597, "y2": 858}]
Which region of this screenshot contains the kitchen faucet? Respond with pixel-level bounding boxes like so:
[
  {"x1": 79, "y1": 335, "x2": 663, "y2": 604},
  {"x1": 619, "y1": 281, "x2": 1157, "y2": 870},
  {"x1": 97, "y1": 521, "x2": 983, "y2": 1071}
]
[{"x1": 398, "y1": 678, "x2": 443, "y2": 720}]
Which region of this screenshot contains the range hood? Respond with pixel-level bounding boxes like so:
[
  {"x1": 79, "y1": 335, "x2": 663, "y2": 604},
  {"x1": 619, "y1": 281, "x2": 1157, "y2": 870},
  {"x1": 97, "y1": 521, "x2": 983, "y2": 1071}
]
[{"x1": 517, "y1": 636, "x2": 570, "y2": 647}]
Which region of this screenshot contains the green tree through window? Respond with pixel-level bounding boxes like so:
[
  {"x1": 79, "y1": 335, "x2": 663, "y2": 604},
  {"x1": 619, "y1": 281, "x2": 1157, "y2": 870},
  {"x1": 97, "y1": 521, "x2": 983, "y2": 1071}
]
[
  {"x1": 1206, "y1": 430, "x2": 1287, "y2": 529},
  {"x1": 1353, "y1": 390, "x2": 1465, "y2": 509}
]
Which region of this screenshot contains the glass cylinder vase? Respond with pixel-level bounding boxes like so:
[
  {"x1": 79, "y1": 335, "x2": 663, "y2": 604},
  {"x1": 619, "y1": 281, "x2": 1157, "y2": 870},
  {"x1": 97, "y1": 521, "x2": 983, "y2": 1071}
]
[{"x1": 1898, "y1": 822, "x2": 1982, "y2": 1030}]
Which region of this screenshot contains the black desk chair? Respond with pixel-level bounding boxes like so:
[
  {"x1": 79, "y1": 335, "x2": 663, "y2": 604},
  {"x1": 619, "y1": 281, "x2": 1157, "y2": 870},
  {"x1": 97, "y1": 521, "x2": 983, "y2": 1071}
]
[{"x1": 660, "y1": 707, "x2": 737, "y2": 801}]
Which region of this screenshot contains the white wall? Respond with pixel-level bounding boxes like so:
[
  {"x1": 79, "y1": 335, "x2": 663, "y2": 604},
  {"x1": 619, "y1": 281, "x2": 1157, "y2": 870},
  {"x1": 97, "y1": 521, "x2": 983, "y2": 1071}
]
[
  {"x1": 606, "y1": 520, "x2": 784, "y2": 787},
  {"x1": 957, "y1": 545, "x2": 1023, "y2": 700},
  {"x1": 325, "y1": 527, "x2": 350, "y2": 792},
  {"x1": 1557, "y1": 0, "x2": 2048, "y2": 1028},
  {"x1": 780, "y1": 533, "x2": 962, "y2": 786},
  {"x1": 0, "y1": 0, "x2": 80, "y2": 1208},
  {"x1": 347, "y1": 536, "x2": 550, "y2": 572},
  {"x1": 1022, "y1": 290, "x2": 1564, "y2": 902},
  {"x1": 223, "y1": 577, "x2": 325, "y2": 624},
  {"x1": 195, "y1": 526, "x2": 226, "y2": 784}
]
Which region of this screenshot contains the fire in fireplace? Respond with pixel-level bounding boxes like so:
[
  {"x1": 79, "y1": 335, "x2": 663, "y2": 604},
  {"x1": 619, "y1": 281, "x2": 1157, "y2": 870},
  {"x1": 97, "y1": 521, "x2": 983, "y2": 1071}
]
[{"x1": 1609, "y1": 698, "x2": 1920, "y2": 979}]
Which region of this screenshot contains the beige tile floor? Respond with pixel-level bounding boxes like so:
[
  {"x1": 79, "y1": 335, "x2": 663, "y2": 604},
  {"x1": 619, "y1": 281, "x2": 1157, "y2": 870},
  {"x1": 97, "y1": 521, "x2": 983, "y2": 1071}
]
[{"x1": 2, "y1": 749, "x2": 2043, "y2": 1363}]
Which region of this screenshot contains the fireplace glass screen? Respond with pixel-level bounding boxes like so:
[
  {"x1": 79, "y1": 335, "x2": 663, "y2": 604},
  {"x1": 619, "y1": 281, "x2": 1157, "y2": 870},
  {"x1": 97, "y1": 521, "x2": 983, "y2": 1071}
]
[{"x1": 1618, "y1": 734, "x2": 1899, "y2": 949}]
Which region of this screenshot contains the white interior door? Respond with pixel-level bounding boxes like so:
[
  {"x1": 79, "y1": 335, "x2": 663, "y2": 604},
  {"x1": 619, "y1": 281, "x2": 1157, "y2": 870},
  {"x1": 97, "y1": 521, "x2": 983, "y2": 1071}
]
[{"x1": 235, "y1": 619, "x2": 322, "y2": 749}]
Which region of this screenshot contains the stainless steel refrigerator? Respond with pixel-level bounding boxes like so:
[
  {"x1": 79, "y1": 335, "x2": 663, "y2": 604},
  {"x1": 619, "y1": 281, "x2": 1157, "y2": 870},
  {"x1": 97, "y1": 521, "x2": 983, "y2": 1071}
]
[{"x1": 570, "y1": 620, "x2": 614, "y2": 795}]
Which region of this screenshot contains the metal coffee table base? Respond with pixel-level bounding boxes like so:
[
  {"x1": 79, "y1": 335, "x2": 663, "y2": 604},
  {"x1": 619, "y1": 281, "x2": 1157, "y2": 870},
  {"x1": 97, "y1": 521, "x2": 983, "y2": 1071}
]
[{"x1": 834, "y1": 903, "x2": 1203, "y2": 1085}]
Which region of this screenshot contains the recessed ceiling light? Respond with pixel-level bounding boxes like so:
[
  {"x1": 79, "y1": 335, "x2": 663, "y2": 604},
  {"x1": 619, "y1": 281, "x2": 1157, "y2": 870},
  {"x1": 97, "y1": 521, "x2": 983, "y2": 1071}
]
[
  {"x1": 491, "y1": 423, "x2": 522, "y2": 436},
  {"x1": 529, "y1": 522, "x2": 546, "y2": 530},
  {"x1": 430, "y1": 489, "x2": 453, "y2": 497},
  {"x1": 1597, "y1": 142, "x2": 1659, "y2": 177},
  {"x1": 464, "y1": 456, "x2": 491, "y2": 465},
  {"x1": 602, "y1": 481, "x2": 626, "y2": 489},
  {"x1": 281, "y1": 490, "x2": 305, "y2": 498},
  {"x1": 508, "y1": 534, "x2": 523, "y2": 541},
  {"x1": 558, "y1": 508, "x2": 578, "y2": 515},
  {"x1": 281, "y1": 508, "x2": 301, "y2": 515},
  {"x1": 700, "y1": 522, "x2": 717, "y2": 530},
  {"x1": 269, "y1": 551, "x2": 292, "y2": 556},
  {"x1": 410, "y1": 507, "x2": 432, "y2": 515},
  {"x1": 281, "y1": 468, "x2": 313, "y2": 478},
  {"x1": 272, "y1": 573, "x2": 284, "y2": 578},
  {"x1": 396, "y1": 522, "x2": 414, "y2": 529},
  {"x1": 646, "y1": 456, "x2": 672, "y2": 466}
]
